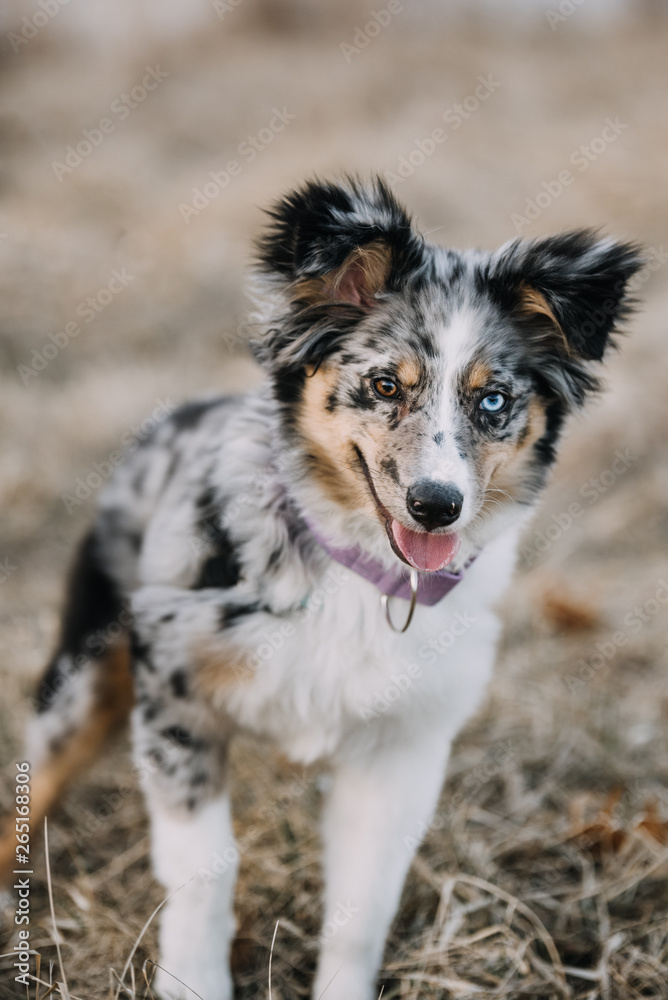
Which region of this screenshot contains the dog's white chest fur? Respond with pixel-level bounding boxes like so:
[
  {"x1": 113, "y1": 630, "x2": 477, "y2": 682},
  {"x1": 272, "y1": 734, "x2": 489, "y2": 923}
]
[{"x1": 200, "y1": 527, "x2": 519, "y2": 764}]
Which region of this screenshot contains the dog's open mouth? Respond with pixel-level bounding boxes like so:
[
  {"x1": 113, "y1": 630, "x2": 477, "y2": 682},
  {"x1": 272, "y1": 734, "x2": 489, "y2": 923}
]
[
  {"x1": 388, "y1": 520, "x2": 460, "y2": 573},
  {"x1": 354, "y1": 445, "x2": 461, "y2": 573}
]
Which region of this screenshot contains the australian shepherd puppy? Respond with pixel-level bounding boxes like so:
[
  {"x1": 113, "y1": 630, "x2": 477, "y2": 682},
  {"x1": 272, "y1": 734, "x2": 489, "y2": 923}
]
[{"x1": 1, "y1": 178, "x2": 641, "y2": 999}]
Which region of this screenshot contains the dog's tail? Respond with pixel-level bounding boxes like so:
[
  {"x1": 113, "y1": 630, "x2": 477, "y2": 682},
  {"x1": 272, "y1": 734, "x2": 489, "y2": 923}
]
[{"x1": 0, "y1": 529, "x2": 134, "y2": 885}]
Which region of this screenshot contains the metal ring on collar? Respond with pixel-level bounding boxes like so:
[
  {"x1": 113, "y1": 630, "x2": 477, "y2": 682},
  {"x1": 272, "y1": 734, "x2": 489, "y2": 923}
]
[{"x1": 380, "y1": 569, "x2": 419, "y2": 633}]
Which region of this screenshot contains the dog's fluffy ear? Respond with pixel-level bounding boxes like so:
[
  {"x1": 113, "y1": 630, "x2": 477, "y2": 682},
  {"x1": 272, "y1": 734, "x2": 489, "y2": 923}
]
[
  {"x1": 256, "y1": 176, "x2": 425, "y2": 306},
  {"x1": 253, "y1": 177, "x2": 425, "y2": 372},
  {"x1": 494, "y1": 230, "x2": 644, "y2": 362}
]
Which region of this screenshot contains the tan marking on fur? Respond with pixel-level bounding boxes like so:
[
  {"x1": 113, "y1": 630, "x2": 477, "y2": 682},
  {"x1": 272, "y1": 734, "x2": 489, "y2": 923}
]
[
  {"x1": 484, "y1": 397, "x2": 548, "y2": 501},
  {"x1": 296, "y1": 362, "x2": 407, "y2": 522},
  {"x1": 0, "y1": 643, "x2": 134, "y2": 887},
  {"x1": 297, "y1": 362, "x2": 400, "y2": 520},
  {"x1": 193, "y1": 640, "x2": 254, "y2": 699},
  {"x1": 466, "y1": 360, "x2": 494, "y2": 391},
  {"x1": 396, "y1": 357, "x2": 421, "y2": 388},
  {"x1": 294, "y1": 240, "x2": 392, "y2": 306},
  {"x1": 296, "y1": 365, "x2": 374, "y2": 512},
  {"x1": 518, "y1": 284, "x2": 571, "y2": 353}
]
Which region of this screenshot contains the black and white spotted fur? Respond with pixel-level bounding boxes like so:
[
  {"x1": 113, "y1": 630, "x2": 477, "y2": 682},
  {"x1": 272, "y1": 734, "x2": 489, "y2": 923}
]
[{"x1": 18, "y1": 178, "x2": 642, "y2": 999}]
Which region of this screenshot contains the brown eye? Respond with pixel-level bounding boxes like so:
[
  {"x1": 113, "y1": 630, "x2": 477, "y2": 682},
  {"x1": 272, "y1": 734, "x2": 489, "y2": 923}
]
[{"x1": 373, "y1": 378, "x2": 400, "y2": 399}]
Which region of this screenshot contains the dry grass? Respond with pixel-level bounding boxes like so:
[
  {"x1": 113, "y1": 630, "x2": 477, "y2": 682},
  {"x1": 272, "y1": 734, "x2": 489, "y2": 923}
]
[
  {"x1": 2, "y1": 3, "x2": 668, "y2": 998},
  {"x1": 4, "y1": 713, "x2": 668, "y2": 999}
]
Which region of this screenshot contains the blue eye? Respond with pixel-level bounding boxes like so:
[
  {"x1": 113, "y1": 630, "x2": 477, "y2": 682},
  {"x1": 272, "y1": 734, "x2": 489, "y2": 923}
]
[{"x1": 479, "y1": 392, "x2": 507, "y2": 413}]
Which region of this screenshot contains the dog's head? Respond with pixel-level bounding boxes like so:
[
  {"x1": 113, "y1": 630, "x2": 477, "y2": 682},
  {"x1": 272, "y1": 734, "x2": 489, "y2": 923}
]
[{"x1": 254, "y1": 177, "x2": 642, "y2": 571}]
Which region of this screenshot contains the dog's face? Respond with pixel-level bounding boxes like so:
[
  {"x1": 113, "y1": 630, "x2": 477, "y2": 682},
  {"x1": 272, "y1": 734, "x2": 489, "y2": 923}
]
[
  {"x1": 293, "y1": 291, "x2": 552, "y2": 569},
  {"x1": 257, "y1": 179, "x2": 642, "y2": 569}
]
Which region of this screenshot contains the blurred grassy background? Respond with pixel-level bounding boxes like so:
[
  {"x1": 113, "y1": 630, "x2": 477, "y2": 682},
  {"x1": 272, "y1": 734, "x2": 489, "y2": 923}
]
[{"x1": 1, "y1": 1, "x2": 668, "y2": 996}]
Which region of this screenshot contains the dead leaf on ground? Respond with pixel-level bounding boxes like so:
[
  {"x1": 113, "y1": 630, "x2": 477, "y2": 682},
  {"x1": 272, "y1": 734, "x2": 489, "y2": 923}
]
[{"x1": 540, "y1": 589, "x2": 600, "y2": 632}]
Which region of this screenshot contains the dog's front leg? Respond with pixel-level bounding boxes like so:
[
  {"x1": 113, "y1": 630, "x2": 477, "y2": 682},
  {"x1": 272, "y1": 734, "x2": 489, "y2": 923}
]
[
  {"x1": 146, "y1": 789, "x2": 237, "y2": 1000},
  {"x1": 313, "y1": 725, "x2": 452, "y2": 1000},
  {"x1": 131, "y1": 591, "x2": 238, "y2": 1000}
]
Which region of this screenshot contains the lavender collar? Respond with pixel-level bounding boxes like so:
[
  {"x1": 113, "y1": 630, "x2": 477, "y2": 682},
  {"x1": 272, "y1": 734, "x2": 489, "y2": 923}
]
[{"x1": 305, "y1": 518, "x2": 471, "y2": 607}]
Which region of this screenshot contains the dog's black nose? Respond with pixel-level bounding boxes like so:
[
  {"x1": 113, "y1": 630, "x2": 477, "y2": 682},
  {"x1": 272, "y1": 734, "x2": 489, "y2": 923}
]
[{"x1": 406, "y1": 480, "x2": 463, "y2": 530}]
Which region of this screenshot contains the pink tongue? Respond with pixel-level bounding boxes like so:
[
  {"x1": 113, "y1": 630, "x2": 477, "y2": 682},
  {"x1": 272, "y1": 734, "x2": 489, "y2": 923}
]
[{"x1": 391, "y1": 521, "x2": 460, "y2": 572}]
